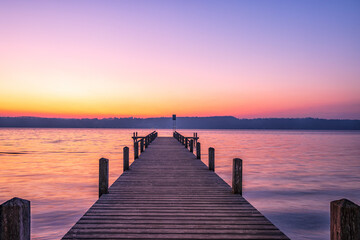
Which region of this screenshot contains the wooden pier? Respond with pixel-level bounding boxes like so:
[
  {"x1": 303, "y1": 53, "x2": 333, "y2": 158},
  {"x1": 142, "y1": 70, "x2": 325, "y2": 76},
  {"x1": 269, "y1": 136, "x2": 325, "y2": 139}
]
[{"x1": 62, "y1": 133, "x2": 289, "y2": 239}]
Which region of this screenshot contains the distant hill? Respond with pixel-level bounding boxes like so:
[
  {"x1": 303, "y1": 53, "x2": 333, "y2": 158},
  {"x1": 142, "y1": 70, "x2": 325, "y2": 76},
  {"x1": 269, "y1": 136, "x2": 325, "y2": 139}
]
[{"x1": 0, "y1": 116, "x2": 359, "y2": 130}]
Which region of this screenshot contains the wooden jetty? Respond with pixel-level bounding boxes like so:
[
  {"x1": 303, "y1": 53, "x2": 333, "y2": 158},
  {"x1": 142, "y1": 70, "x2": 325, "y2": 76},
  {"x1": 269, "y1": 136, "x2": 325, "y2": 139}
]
[{"x1": 62, "y1": 132, "x2": 289, "y2": 239}]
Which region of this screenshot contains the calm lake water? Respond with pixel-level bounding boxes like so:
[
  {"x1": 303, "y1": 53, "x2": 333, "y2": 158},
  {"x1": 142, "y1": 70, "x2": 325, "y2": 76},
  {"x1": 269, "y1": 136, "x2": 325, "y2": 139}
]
[{"x1": 0, "y1": 128, "x2": 359, "y2": 239}]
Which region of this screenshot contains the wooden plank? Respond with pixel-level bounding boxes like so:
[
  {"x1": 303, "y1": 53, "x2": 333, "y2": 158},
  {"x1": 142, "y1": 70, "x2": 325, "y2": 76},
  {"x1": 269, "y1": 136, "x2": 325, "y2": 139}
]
[{"x1": 62, "y1": 137, "x2": 289, "y2": 239}]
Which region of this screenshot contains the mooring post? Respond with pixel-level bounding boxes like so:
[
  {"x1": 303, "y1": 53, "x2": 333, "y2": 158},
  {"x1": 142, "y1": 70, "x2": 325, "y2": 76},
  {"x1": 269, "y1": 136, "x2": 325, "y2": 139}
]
[
  {"x1": 196, "y1": 142, "x2": 201, "y2": 159},
  {"x1": 232, "y1": 158, "x2": 242, "y2": 195},
  {"x1": 140, "y1": 139, "x2": 144, "y2": 153},
  {"x1": 123, "y1": 146, "x2": 129, "y2": 171},
  {"x1": 134, "y1": 141, "x2": 138, "y2": 159},
  {"x1": 209, "y1": 147, "x2": 215, "y2": 171},
  {"x1": 99, "y1": 158, "x2": 109, "y2": 198},
  {"x1": 185, "y1": 137, "x2": 188, "y2": 148},
  {"x1": 145, "y1": 137, "x2": 149, "y2": 148},
  {"x1": 189, "y1": 139, "x2": 193, "y2": 153},
  {"x1": 330, "y1": 198, "x2": 360, "y2": 240},
  {"x1": 0, "y1": 197, "x2": 30, "y2": 240}
]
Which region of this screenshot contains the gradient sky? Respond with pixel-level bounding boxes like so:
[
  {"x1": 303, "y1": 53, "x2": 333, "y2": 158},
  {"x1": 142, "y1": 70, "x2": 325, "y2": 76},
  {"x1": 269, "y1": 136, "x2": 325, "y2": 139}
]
[{"x1": 1, "y1": 0, "x2": 359, "y2": 119}]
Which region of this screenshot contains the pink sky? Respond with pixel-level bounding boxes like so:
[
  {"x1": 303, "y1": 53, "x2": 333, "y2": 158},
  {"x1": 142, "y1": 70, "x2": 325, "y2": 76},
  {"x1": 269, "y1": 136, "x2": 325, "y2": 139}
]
[{"x1": 0, "y1": 1, "x2": 359, "y2": 119}]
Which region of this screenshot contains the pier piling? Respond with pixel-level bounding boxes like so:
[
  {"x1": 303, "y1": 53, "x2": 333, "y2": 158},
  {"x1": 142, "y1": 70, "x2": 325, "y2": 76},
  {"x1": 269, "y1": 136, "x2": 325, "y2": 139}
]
[
  {"x1": 331, "y1": 198, "x2": 360, "y2": 240},
  {"x1": 196, "y1": 142, "x2": 201, "y2": 159},
  {"x1": 0, "y1": 197, "x2": 30, "y2": 240},
  {"x1": 209, "y1": 147, "x2": 215, "y2": 171},
  {"x1": 99, "y1": 158, "x2": 109, "y2": 197},
  {"x1": 140, "y1": 139, "x2": 144, "y2": 153},
  {"x1": 134, "y1": 141, "x2": 139, "y2": 159},
  {"x1": 232, "y1": 158, "x2": 243, "y2": 195},
  {"x1": 123, "y1": 146, "x2": 129, "y2": 171}
]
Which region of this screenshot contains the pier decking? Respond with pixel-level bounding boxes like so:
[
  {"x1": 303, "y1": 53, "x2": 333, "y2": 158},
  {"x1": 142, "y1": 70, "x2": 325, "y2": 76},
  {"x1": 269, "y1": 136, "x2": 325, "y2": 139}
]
[{"x1": 62, "y1": 136, "x2": 289, "y2": 239}]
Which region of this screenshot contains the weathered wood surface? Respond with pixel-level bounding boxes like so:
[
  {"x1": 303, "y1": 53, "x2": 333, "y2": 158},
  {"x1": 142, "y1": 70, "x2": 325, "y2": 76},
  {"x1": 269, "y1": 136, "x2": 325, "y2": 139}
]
[
  {"x1": 98, "y1": 158, "x2": 109, "y2": 198},
  {"x1": 63, "y1": 137, "x2": 288, "y2": 239},
  {"x1": 0, "y1": 197, "x2": 30, "y2": 240},
  {"x1": 331, "y1": 198, "x2": 360, "y2": 240}
]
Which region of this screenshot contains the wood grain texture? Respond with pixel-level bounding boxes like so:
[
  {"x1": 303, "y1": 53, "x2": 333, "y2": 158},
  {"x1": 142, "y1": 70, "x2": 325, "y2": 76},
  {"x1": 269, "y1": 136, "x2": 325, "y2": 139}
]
[{"x1": 63, "y1": 137, "x2": 289, "y2": 239}]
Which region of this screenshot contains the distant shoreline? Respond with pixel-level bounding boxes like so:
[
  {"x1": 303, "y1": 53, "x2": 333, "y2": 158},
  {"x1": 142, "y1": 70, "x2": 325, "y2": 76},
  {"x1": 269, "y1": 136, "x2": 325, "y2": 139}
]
[{"x1": 1, "y1": 116, "x2": 359, "y2": 130}]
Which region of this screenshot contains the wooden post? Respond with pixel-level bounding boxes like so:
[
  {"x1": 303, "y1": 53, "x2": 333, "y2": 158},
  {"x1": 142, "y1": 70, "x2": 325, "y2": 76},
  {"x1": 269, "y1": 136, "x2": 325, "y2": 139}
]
[
  {"x1": 0, "y1": 197, "x2": 30, "y2": 240},
  {"x1": 232, "y1": 158, "x2": 242, "y2": 195},
  {"x1": 331, "y1": 198, "x2": 360, "y2": 240},
  {"x1": 189, "y1": 139, "x2": 193, "y2": 153},
  {"x1": 99, "y1": 158, "x2": 109, "y2": 198},
  {"x1": 134, "y1": 141, "x2": 138, "y2": 159},
  {"x1": 185, "y1": 138, "x2": 188, "y2": 148},
  {"x1": 140, "y1": 139, "x2": 144, "y2": 153},
  {"x1": 145, "y1": 137, "x2": 148, "y2": 148},
  {"x1": 208, "y1": 147, "x2": 215, "y2": 171},
  {"x1": 123, "y1": 146, "x2": 129, "y2": 171},
  {"x1": 196, "y1": 142, "x2": 201, "y2": 159}
]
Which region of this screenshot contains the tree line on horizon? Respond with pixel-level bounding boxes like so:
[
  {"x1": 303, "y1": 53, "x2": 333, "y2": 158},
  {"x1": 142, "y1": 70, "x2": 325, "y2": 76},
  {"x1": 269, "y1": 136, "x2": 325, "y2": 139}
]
[{"x1": 0, "y1": 116, "x2": 359, "y2": 130}]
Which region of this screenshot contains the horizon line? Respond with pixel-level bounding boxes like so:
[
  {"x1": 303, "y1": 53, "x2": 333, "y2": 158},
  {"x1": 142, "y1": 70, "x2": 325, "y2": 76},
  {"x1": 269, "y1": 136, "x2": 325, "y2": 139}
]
[{"x1": 1, "y1": 115, "x2": 359, "y2": 121}]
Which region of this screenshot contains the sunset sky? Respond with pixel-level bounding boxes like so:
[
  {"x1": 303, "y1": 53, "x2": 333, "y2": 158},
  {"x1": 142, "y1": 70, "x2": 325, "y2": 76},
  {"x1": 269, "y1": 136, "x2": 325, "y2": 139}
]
[{"x1": 1, "y1": 1, "x2": 359, "y2": 119}]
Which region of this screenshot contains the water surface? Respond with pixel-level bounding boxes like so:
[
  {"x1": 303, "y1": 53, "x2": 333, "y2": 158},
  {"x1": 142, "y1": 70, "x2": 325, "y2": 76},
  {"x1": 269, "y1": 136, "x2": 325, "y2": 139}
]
[{"x1": 0, "y1": 128, "x2": 359, "y2": 239}]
